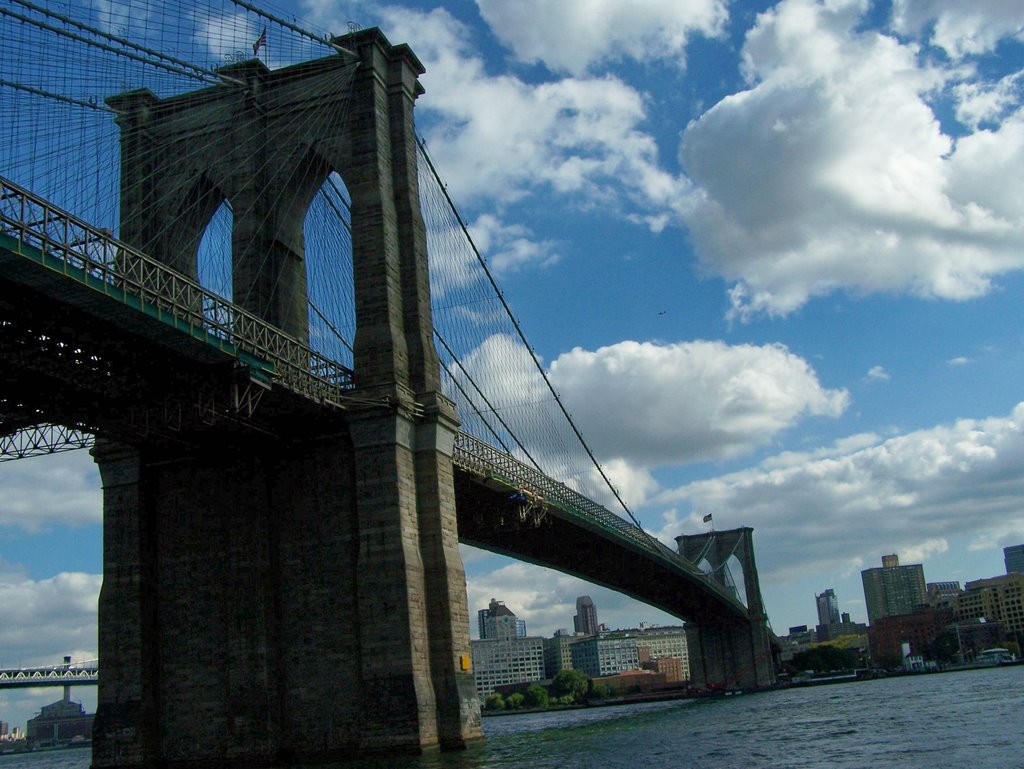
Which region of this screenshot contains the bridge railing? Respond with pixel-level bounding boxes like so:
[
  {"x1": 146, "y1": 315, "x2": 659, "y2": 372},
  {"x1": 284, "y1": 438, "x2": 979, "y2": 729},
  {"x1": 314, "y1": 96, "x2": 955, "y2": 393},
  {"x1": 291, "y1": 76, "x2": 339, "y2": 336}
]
[
  {"x1": 453, "y1": 431, "x2": 740, "y2": 606},
  {"x1": 0, "y1": 176, "x2": 354, "y2": 406}
]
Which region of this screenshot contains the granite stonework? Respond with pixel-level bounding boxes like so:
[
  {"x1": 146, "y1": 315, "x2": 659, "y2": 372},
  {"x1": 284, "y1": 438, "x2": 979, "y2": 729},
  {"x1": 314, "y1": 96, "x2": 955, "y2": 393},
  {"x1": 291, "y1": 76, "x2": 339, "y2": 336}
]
[{"x1": 93, "y1": 28, "x2": 481, "y2": 768}]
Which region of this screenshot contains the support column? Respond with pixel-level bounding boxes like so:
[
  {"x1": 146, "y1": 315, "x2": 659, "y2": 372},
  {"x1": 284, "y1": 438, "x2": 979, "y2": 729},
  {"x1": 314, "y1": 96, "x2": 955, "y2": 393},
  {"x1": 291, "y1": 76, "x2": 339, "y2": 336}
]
[
  {"x1": 344, "y1": 27, "x2": 481, "y2": 751},
  {"x1": 413, "y1": 394, "x2": 482, "y2": 747},
  {"x1": 90, "y1": 441, "x2": 158, "y2": 768}
]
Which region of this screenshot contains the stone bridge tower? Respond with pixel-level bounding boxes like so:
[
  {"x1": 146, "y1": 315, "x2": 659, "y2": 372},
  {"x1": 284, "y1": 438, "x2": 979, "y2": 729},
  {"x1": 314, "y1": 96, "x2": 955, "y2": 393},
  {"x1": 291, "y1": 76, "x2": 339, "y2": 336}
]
[
  {"x1": 94, "y1": 28, "x2": 481, "y2": 768},
  {"x1": 677, "y1": 527, "x2": 775, "y2": 690}
]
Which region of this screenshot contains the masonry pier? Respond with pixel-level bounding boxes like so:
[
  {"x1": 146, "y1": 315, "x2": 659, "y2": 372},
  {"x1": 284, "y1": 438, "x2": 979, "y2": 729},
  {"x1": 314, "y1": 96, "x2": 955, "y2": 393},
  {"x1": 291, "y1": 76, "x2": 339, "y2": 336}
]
[
  {"x1": 678, "y1": 528, "x2": 776, "y2": 690},
  {"x1": 92, "y1": 28, "x2": 481, "y2": 768}
]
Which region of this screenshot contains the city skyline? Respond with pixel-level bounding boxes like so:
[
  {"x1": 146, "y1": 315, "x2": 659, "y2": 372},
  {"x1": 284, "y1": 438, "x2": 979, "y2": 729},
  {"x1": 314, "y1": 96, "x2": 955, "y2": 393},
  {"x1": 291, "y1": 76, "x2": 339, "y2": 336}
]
[{"x1": 4, "y1": 0, "x2": 1024, "y2": 732}]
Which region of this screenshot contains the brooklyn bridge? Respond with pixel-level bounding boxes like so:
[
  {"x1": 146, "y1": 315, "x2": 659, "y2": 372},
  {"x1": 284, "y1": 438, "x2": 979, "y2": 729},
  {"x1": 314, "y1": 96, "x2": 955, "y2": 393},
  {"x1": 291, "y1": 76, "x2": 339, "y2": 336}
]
[{"x1": 0, "y1": 1, "x2": 775, "y2": 766}]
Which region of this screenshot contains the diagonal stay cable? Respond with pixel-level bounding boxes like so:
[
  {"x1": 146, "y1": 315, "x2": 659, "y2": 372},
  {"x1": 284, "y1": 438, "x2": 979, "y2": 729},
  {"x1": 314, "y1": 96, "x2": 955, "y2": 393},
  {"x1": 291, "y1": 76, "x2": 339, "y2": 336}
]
[
  {"x1": 415, "y1": 135, "x2": 644, "y2": 532},
  {"x1": 434, "y1": 328, "x2": 535, "y2": 463}
]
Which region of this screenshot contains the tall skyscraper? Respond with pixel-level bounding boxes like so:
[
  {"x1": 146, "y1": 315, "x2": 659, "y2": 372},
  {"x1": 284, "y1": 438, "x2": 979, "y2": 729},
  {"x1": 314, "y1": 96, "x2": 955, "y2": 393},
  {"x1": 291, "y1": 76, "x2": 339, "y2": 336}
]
[
  {"x1": 861, "y1": 554, "x2": 927, "y2": 624},
  {"x1": 574, "y1": 595, "x2": 599, "y2": 635},
  {"x1": 816, "y1": 588, "x2": 840, "y2": 627},
  {"x1": 1004, "y1": 544, "x2": 1024, "y2": 574}
]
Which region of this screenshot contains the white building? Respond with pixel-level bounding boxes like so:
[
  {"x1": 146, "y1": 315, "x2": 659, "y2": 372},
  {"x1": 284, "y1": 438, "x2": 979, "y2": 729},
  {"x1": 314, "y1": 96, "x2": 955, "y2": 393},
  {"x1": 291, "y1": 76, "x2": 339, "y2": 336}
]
[
  {"x1": 571, "y1": 635, "x2": 639, "y2": 678},
  {"x1": 471, "y1": 636, "x2": 545, "y2": 697}
]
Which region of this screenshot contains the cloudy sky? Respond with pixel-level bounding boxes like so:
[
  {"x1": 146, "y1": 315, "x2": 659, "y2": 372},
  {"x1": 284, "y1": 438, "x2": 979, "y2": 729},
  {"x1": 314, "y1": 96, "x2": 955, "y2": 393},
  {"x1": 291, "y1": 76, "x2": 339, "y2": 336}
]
[{"x1": 4, "y1": 0, "x2": 1024, "y2": 729}]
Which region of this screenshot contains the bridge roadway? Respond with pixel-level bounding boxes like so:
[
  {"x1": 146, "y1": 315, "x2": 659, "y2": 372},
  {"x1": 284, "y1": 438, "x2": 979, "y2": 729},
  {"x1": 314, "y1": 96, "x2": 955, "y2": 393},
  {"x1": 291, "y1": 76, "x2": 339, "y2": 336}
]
[
  {"x1": 0, "y1": 660, "x2": 98, "y2": 689},
  {"x1": 0, "y1": 175, "x2": 746, "y2": 626}
]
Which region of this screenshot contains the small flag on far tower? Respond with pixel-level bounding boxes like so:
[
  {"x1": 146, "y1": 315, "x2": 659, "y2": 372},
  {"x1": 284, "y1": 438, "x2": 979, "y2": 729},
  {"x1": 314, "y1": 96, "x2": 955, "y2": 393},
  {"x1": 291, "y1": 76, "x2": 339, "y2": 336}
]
[
  {"x1": 252, "y1": 27, "x2": 267, "y2": 56},
  {"x1": 702, "y1": 513, "x2": 713, "y2": 523}
]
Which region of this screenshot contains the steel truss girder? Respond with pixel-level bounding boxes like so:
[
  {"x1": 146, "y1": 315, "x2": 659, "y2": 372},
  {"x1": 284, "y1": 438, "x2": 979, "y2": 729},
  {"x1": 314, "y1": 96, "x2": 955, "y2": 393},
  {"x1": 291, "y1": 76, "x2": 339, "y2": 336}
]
[{"x1": 0, "y1": 423, "x2": 94, "y2": 461}]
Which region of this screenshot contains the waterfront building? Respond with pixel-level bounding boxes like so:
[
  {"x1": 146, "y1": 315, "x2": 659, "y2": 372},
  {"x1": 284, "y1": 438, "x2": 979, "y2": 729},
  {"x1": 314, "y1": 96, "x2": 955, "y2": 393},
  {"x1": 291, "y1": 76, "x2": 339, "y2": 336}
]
[
  {"x1": 867, "y1": 606, "x2": 954, "y2": 663},
  {"x1": 816, "y1": 588, "x2": 840, "y2": 627},
  {"x1": 26, "y1": 693, "x2": 93, "y2": 747},
  {"x1": 478, "y1": 598, "x2": 526, "y2": 639},
  {"x1": 861, "y1": 554, "x2": 927, "y2": 624},
  {"x1": 629, "y1": 625, "x2": 690, "y2": 679},
  {"x1": 571, "y1": 634, "x2": 639, "y2": 678},
  {"x1": 1005, "y1": 544, "x2": 1024, "y2": 574},
  {"x1": 815, "y1": 618, "x2": 867, "y2": 642},
  {"x1": 955, "y1": 573, "x2": 1024, "y2": 637},
  {"x1": 641, "y1": 653, "x2": 683, "y2": 683},
  {"x1": 778, "y1": 625, "x2": 816, "y2": 662},
  {"x1": 543, "y1": 630, "x2": 580, "y2": 678},
  {"x1": 574, "y1": 595, "x2": 599, "y2": 636},
  {"x1": 471, "y1": 635, "x2": 545, "y2": 698}
]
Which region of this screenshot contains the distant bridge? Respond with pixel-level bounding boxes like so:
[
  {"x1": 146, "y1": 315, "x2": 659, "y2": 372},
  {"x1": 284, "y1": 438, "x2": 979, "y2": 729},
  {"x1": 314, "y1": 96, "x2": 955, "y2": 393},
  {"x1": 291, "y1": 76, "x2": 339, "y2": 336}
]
[{"x1": 0, "y1": 659, "x2": 98, "y2": 689}]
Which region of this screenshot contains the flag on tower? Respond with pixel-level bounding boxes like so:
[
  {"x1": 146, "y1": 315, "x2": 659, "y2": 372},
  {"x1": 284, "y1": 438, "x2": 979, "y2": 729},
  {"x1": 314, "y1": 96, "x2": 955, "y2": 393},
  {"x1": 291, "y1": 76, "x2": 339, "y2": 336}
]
[
  {"x1": 702, "y1": 513, "x2": 713, "y2": 523},
  {"x1": 252, "y1": 28, "x2": 267, "y2": 56}
]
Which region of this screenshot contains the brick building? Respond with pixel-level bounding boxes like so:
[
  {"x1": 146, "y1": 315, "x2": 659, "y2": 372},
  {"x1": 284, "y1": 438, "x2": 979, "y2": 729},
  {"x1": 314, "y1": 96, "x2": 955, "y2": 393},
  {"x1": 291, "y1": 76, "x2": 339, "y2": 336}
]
[{"x1": 867, "y1": 606, "x2": 954, "y2": 662}]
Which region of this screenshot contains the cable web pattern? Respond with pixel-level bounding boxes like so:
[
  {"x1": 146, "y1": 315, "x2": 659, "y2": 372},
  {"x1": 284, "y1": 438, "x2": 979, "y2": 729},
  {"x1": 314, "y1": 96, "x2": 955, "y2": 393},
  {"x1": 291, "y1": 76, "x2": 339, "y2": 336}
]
[{"x1": 1, "y1": 0, "x2": 638, "y2": 528}]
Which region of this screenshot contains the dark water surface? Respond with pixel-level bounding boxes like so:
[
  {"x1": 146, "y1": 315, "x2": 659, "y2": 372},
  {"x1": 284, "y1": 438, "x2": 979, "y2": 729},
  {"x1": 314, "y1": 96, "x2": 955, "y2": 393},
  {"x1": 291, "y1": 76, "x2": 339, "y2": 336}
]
[{"x1": 3, "y1": 666, "x2": 1021, "y2": 769}]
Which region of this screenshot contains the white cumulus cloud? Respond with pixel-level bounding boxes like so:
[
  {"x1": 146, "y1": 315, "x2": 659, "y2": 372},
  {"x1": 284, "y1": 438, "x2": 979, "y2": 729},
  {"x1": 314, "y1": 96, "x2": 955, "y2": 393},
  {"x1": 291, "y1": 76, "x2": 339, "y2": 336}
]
[
  {"x1": 549, "y1": 339, "x2": 849, "y2": 466},
  {"x1": 0, "y1": 451, "x2": 101, "y2": 532},
  {"x1": 656, "y1": 402, "x2": 1024, "y2": 585},
  {"x1": 379, "y1": 6, "x2": 689, "y2": 232},
  {"x1": 891, "y1": 0, "x2": 1024, "y2": 59},
  {"x1": 475, "y1": 0, "x2": 728, "y2": 75},
  {"x1": 680, "y1": 0, "x2": 1024, "y2": 320}
]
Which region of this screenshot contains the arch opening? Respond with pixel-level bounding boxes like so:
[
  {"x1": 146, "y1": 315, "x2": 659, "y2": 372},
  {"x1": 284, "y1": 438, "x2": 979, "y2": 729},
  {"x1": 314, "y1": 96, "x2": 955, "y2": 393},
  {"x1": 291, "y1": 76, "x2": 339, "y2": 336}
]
[
  {"x1": 724, "y1": 554, "x2": 748, "y2": 608},
  {"x1": 302, "y1": 170, "x2": 354, "y2": 370},
  {"x1": 196, "y1": 198, "x2": 233, "y2": 302}
]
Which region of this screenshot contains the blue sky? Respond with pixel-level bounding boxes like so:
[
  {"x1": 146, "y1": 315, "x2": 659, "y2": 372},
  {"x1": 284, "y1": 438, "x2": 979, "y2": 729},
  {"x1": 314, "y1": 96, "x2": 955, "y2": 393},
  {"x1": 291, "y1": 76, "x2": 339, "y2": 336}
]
[{"x1": 3, "y1": 0, "x2": 1024, "y2": 729}]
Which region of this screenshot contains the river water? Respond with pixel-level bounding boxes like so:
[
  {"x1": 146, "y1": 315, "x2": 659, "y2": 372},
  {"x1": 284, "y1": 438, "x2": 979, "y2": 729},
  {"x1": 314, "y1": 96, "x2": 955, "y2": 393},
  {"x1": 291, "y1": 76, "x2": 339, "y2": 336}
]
[{"x1": 2, "y1": 666, "x2": 1021, "y2": 769}]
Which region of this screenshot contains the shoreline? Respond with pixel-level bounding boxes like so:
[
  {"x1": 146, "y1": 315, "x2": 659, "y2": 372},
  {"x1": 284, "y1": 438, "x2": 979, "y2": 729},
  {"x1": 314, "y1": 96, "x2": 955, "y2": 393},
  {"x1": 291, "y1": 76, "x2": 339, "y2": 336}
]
[{"x1": 484, "y1": 659, "x2": 1023, "y2": 717}]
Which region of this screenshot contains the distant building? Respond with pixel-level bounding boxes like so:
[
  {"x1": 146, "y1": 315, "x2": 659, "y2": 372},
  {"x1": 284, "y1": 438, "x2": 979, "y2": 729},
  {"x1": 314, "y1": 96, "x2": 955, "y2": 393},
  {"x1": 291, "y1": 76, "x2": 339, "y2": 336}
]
[
  {"x1": 778, "y1": 625, "x2": 816, "y2": 662},
  {"x1": 956, "y1": 573, "x2": 1024, "y2": 637},
  {"x1": 816, "y1": 588, "x2": 840, "y2": 627},
  {"x1": 640, "y1": 653, "x2": 683, "y2": 683},
  {"x1": 543, "y1": 630, "x2": 580, "y2": 678},
  {"x1": 574, "y1": 595, "x2": 599, "y2": 636},
  {"x1": 472, "y1": 599, "x2": 544, "y2": 697},
  {"x1": 867, "y1": 607, "x2": 954, "y2": 663},
  {"x1": 571, "y1": 634, "x2": 639, "y2": 678},
  {"x1": 478, "y1": 598, "x2": 526, "y2": 640},
  {"x1": 861, "y1": 554, "x2": 927, "y2": 624},
  {"x1": 26, "y1": 692, "x2": 93, "y2": 747},
  {"x1": 926, "y1": 581, "x2": 963, "y2": 607},
  {"x1": 629, "y1": 625, "x2": 690, "y2": 680},
  {"x1": 471, "y1": 636, "x2": 545, "y2": 698},
  {"x1": 815, "y1": 618, "x2": 867, "y2": 642},
  {"x1": 1005, "y1": 544, "x2": 1024, "y2": 574}
]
